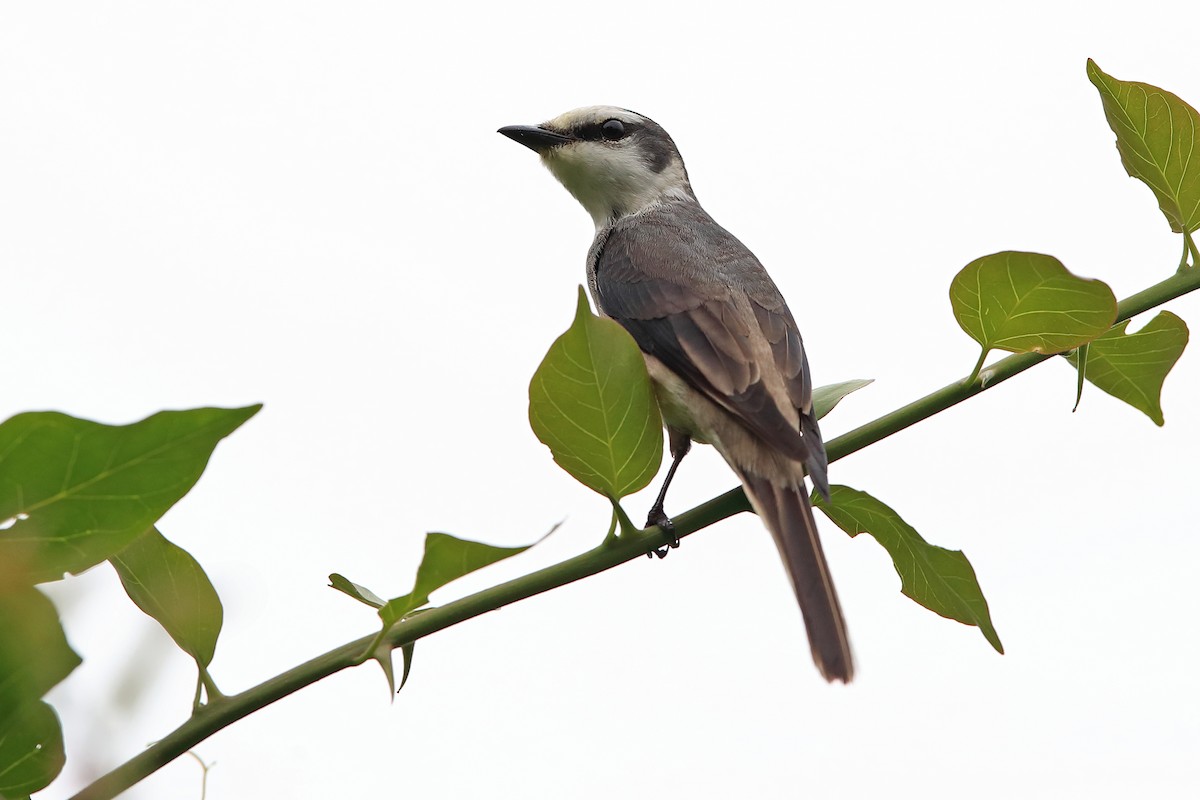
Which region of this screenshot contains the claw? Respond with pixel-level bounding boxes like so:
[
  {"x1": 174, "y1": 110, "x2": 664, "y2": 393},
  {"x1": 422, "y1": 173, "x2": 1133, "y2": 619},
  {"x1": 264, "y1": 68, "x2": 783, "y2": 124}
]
[{"x1": 645, "y1": 507, "x2": 679, "y2": 558}]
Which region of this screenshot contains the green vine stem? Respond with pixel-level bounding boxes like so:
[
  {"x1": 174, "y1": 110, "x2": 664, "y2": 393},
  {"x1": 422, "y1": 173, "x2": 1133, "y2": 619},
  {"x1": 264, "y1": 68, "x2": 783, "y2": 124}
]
[{"x1": 70, "y1": 264, "x2": 1200, "y2": 800}]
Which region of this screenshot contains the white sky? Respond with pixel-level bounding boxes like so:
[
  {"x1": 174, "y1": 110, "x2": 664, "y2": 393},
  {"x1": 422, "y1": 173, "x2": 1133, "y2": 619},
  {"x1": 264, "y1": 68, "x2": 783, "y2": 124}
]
[{"x1": 4, "y1": 2, "x2": 1198, "y2": 798}]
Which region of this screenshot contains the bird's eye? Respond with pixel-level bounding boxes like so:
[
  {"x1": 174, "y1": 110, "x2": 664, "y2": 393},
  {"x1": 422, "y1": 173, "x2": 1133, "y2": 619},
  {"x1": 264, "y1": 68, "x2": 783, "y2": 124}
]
[{"x1": 601, "y1": 119, "x2": 626, "y2": 141}]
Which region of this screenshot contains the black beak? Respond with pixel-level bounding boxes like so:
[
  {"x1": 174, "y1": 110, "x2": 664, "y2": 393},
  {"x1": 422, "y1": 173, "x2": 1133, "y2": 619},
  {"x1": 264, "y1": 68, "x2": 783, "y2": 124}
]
[{"x1": 498, "y1": 125, "x2": 575, "y2": 153}]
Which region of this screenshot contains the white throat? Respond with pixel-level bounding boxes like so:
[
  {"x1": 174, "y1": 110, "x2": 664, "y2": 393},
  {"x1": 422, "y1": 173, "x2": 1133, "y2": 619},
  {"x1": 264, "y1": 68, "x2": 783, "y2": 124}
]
[{"x1": 541, "y1": 146, "x2": 693, "y2": 228}]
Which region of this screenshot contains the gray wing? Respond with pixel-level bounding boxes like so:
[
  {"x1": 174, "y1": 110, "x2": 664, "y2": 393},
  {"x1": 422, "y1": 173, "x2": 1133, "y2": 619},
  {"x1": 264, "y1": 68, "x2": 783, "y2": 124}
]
[{"x1": 594, "y1": 202, "x2": 828, "y2": 494}]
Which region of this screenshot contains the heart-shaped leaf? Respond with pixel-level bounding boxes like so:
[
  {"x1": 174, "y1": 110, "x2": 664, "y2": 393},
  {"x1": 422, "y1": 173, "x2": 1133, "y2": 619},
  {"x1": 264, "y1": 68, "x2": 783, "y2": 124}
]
[
  {"x1": 529, "y1": 287, "x2": 662, "y2": 500},
  {"x1": 950, "y1": 251, "x2": 1117, "y2": 381},
  {"x1": 0, "y1": 406, "x2": 260, "y2": 583},
  {"x1": 1065, "y1": 311, "x2": 1189, "y2": 425},
  {"x1": 1088, "y1": 59, "x2": 1200, "y2": 236},
  {"x1": 815, "y1": 485, "x2": 1003, "y2": 653},
  {"x1": 112, "y1": 527, "x2": 224, "y2": 668}
]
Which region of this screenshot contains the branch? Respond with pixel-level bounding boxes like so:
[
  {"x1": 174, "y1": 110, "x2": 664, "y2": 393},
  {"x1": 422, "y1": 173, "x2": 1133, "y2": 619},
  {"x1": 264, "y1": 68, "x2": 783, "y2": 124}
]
[{"x1": 71, "y1": 264, "x2": 1200, "y2": 800}]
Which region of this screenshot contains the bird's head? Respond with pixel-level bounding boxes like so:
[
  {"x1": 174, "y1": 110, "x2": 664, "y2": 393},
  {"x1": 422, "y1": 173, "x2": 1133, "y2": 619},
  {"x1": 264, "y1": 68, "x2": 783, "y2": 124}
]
[{"x1": 500, "y1": 106, "x2": 695, "y2": 228}]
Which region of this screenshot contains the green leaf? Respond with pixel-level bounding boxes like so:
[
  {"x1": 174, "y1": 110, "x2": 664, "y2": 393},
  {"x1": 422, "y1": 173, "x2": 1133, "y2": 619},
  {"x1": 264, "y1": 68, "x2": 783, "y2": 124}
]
[
  {"x1": 0, "y1": 405, "x2": 260, "y2": 584},
  {"x1": 529, "y1": 286, "x2": 663, "y2": 500},
  {"x1": 329, "y1": 574, "x2": 386, "y2": 608},
  {"x1": 0, "y1": 587, "x2": 81, "y2": 712},
  {"x1": 814, "y1": 485, "x2": 1003, "y2": 654},
  {"x1": 379, "y1": 532, "x2": 536, "y2": 625},
  {"x1": 0, "y1": 701, "x2": 65, "y2": 798},
  {"x1": 111, "y1": 527, "x2": 224, "y2": 668},
  {"x1": 812, "y1": 379, "x2": 873, "y2": 420},
  {"x1": 1064, "y1": 311, "x2": 1189, "y2": 425},
  {"x1": 950, "y1": 251, "x2": 1117, "y2": 380},
  {"x1": 1087, "y1": 59, "x2": 1200, "y2": 235}
]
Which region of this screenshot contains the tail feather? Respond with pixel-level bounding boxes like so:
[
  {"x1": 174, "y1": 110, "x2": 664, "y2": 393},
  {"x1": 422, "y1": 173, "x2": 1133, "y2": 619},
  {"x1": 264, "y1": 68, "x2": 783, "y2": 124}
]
[{"x1": 739, "y1": 471, "x2": 854, "y2": 682}]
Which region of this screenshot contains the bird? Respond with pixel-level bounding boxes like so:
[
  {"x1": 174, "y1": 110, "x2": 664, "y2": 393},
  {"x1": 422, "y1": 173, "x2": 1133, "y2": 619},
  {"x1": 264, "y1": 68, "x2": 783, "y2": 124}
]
[{"x1": 499, "y1": 106, "x2": 853, "y2": 682}]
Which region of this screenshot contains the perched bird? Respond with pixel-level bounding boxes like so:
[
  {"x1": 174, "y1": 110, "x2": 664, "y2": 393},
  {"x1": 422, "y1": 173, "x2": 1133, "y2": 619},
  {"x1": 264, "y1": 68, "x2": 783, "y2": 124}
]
[{"x1": 500, "y1": 107, "x2": 853, "y2": 682}]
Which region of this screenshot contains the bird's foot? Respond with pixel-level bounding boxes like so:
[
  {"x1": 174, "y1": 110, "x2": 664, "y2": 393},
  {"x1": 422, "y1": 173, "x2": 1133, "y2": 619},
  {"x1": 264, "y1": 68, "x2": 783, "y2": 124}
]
[{"x1": 645, "y1": 506, "x2": 680, "y2": 559}]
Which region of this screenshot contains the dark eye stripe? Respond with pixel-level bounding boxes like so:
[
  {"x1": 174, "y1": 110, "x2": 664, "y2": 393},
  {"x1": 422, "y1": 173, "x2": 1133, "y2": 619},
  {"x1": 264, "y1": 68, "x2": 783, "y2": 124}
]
[{"x1": 577, "y1": 119, "x2": 635, "y2": 142}]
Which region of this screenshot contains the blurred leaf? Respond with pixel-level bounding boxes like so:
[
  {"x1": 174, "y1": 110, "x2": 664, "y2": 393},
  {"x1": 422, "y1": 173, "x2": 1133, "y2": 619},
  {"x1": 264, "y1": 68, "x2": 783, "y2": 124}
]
[
  {"x1": 329, "y1": 574, "x2": 386, "y2": 608},
  {"x1": 0, "y1": 700, "x2": 64, "y2": 798},
  {"x1": 1065, "y1": 311, "x2": 1189, "y2": 425},
  {"x1": 0, "y1": 586, "x2": 81, "y2": 712},
  {"x1": 379, "y1": 532, "x2": 536, "y2": 625},
  {"x1": 1088, "y1": 59, "x2": 1200, "y2": 235},
  {"x1": 0, "y1": 406, "x2": 260, "y2": 584},
  {"x1": 950, "y1": 251, "x2": 1117, "y2": 379},
  {"x1": 812, "y1": 379, "x2": 873, "y2": 420},
  {"x1": 529, "y1": 286, "x2": 663, "y2": 500},
  {"x1": 112, "y1": 527, "x2": 224, "y2": 667},
  {"x1": 815, "y1": 485, "x2": 1003, "y2": 654}
]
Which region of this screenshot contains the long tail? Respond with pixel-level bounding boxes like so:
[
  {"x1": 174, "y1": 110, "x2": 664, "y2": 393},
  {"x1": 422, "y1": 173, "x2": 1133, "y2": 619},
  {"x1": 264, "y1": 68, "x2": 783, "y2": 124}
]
[{"x1": 738, "y1": 471, "x2": 854, "y2": 682}]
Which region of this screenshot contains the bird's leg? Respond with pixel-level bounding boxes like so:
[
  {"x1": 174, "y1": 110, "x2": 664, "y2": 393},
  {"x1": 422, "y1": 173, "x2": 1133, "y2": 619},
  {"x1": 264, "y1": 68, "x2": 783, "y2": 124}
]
[{"x1": 646, "y1": 429, "x2": 691, "y2": 559}]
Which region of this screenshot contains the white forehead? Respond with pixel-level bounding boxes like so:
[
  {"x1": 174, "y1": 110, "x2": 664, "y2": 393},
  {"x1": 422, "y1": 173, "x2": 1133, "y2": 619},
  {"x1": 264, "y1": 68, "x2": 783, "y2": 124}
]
[{"x1": 543, "y1": 105, "x2": 646, "y2": 131}]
